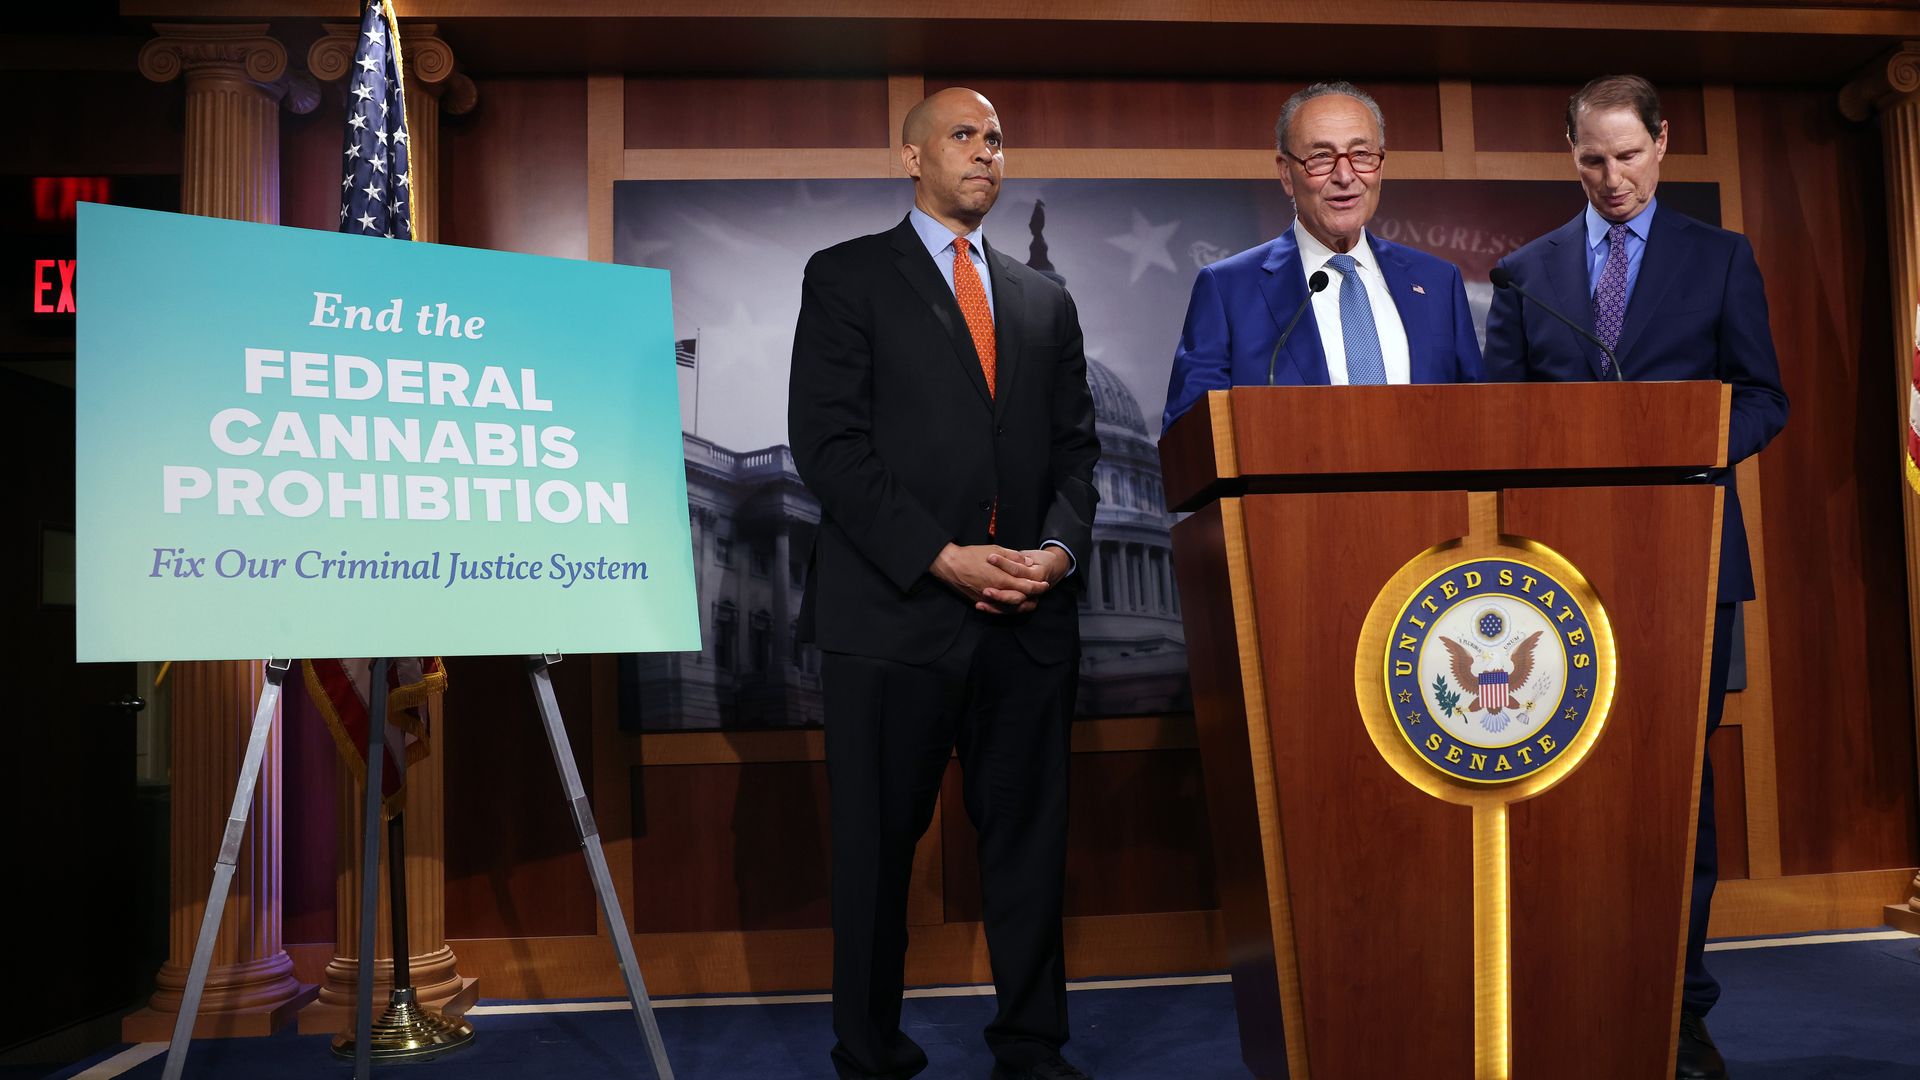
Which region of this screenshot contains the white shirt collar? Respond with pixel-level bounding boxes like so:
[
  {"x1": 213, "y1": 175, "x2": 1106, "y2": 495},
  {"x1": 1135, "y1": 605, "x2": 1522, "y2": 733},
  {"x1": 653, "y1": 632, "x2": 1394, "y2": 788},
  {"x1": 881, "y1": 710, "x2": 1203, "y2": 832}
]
[{"x1": 1292, "y1": 220, "x2": 1375, "y2": 276}]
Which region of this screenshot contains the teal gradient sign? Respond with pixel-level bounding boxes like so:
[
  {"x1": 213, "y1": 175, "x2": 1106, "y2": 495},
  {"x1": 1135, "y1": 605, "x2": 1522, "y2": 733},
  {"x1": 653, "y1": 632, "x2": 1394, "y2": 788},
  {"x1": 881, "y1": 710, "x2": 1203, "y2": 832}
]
[{"x1": 76, "y1": 204, "x2": 698, "y2": 661}]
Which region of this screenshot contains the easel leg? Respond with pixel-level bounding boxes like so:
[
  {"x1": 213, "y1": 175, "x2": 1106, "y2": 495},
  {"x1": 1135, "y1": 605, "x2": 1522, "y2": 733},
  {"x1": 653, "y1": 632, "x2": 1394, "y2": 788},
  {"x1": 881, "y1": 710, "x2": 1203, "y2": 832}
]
[
  {"x1": 160, "y1": 658, "x2": 291, "y2": 1080},
  {"x1": 354, "y1": 657, "x2": 392, "y2": 1080},
  {"x1": 526, "y1": 654, "x2": 675, "y2": 1080}
]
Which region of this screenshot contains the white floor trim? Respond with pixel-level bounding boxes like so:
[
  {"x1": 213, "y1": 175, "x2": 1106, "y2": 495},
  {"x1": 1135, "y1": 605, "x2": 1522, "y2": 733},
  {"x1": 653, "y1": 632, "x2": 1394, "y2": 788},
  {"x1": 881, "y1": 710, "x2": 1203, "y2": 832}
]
[
  {"x1": 467, "y1": 973, "x2": 1235, "y2": 1017},
  {"x1": 67, "y1": 1042, "x2": 164, "y2": 1079},
  {"x1": 1705, "y1": 928, "x2": 1915, "y2": 952}
]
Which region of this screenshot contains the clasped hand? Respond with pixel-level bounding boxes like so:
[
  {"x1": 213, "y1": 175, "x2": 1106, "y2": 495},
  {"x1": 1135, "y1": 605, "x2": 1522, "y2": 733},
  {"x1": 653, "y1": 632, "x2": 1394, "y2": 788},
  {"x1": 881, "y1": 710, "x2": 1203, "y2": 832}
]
[{"x1": 930, "y1": 543, "x2": 1068, "y2": 615}]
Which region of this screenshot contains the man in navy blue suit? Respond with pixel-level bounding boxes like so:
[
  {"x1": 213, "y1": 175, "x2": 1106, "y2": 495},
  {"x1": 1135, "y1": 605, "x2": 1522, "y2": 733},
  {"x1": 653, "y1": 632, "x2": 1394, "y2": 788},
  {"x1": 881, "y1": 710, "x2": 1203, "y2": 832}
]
[
  {"x1": 1483, "y1": 74, "x2": 1789, "y2": 1080},
  {"x1": 1161, "y1": 81, "x2": 1481, "y2": 431}
]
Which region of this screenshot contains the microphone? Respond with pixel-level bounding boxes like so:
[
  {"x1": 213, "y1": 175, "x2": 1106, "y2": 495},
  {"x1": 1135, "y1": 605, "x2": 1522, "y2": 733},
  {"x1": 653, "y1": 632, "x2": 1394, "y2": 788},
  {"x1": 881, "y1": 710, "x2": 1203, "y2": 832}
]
[
  {"x1": 1267, "y1": 270, "x2": 1330, "y2": 385},
  {"x1": 1489, "y1": 267, "x2": 1622, "y2": 381}
]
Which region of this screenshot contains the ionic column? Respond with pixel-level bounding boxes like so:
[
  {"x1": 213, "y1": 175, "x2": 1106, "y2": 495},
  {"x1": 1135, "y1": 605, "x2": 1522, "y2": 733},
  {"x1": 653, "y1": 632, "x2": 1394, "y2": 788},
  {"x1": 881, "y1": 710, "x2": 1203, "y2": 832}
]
[
  {"x1": 124, "y1": 662, "x2": 312, "y2": 1038},
  {"x1": 298, "y1": 693, "x2": 475, "y2": 1033},
  {"x1": 122, "y1": 25, "x2": 318, "y2": 1041},
  {"x1": 137, "y1": 24, "x2": 317, "y2": 224},
  {"x1": 1842, "y1": 43, "x2": 1920, "y2": 937}
]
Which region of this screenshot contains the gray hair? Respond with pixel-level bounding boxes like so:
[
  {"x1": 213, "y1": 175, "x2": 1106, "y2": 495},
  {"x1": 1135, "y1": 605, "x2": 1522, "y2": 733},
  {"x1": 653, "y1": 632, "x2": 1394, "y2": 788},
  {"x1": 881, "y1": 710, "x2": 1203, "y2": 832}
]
[{"x1": 1275, "y1": 81, "x2": 1386, "y2": 153}]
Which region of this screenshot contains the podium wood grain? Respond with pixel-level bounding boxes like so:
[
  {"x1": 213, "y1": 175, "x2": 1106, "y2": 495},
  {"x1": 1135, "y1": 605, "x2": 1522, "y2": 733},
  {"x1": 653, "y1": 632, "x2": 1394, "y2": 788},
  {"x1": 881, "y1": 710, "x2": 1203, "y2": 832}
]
[
  {"x1": 1243, "y1": 490, "x2": 1477, "y2": 1079},
  {"x1": 1503, "y1": 484, "x2": 1719, "y2": 1080}
]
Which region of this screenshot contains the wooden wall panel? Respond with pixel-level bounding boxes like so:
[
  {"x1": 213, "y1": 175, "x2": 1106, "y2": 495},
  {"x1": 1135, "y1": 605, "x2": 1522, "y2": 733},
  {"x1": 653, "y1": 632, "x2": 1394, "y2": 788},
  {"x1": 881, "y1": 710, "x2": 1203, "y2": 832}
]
[
  {"x1": 444, "y1": 656, "x2": 599, "y2": 939},
  {"x1": 624, "y1": 77, "x2": 889, "y2": 148},
  {"x1": 1594, "y1": 0, "x2": 1913, "y2": 7},
  {"x1": 1712, "y1": 726, "x2": 1750, "y2": 882},
  {"x1": 1061, "y1": 749, "x2": 1217, "y2": 915},
  {"x1": 1471, "y1": 82, "x2": 1706, "y2": 153},
  {"x1": 627, "y1": 762, "x2": 832, "y2": 933},
  {"x1": 927, "y1": 77, "x2": 1443, "y2": 151},
  {"x1": 281, "y1": 83, "x2": 346, "y2": 233},
  {"x1": 442, "y1": 77, "x2": 588, "y2": 260},
  {"x1": 1738, "y1": 86, "x2": 1919, "y2": 876},
  {"x1": 942, "y1": 750, "x2": 1218, "y2": 922}
]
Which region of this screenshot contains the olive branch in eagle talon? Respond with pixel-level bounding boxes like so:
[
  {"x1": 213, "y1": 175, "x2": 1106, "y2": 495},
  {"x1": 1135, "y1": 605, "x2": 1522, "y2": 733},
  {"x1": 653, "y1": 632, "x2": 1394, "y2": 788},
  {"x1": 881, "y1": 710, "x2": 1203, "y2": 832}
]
[
  {"x1": 1431, "y1": 675, "x2": 1461, "y2": 716},
  {"x1": 1440, "y1": 630, "x2": 1543, "y2": 714}
]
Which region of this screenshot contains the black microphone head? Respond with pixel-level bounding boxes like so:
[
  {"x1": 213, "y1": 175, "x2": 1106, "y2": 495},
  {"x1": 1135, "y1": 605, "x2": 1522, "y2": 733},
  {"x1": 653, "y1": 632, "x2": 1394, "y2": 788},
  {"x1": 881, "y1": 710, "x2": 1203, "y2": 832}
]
[
  {"x1": 1489, "y1": 267, "x2": 1513, "y2": 289},
  {"x1": 1307, "y1": 270, "x2": 1330, "y2": 292}
]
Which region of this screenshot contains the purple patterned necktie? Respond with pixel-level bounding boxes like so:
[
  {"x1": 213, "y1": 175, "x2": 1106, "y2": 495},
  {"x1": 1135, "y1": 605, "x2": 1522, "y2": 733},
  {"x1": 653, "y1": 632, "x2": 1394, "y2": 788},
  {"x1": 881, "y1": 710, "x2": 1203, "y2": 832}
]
[{"x1": 1591, "y1": 222, "x2": 1631, "y2": 377}]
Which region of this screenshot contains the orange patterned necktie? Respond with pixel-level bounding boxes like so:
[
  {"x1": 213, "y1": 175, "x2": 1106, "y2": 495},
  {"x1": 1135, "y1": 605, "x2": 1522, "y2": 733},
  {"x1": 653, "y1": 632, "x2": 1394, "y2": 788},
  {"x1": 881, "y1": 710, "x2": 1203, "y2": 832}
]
[
  {"x1": 951, "y1": 236, "x2": 996, "y2": 396},
  {"x1": 951, "y1": 236, "x2": 997, "y2": 535}
]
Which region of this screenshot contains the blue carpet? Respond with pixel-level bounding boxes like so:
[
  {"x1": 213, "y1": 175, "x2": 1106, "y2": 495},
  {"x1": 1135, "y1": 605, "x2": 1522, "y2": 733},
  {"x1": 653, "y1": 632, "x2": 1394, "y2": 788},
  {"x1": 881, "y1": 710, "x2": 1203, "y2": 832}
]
[
  {"x1": 1707, "y1": 935, "x2": 1920, "y2": 1078},
  {"x1": 37, "y1": 931, "x2": 1920, "y2": 1079}
]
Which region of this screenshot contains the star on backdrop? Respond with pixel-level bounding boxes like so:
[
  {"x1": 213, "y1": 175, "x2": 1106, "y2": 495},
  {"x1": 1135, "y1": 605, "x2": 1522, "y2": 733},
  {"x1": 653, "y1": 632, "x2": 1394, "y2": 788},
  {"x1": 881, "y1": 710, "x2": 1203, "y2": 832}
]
[{"x1": 1106, "y1": 208, "x2": 1180, "y2": 284}]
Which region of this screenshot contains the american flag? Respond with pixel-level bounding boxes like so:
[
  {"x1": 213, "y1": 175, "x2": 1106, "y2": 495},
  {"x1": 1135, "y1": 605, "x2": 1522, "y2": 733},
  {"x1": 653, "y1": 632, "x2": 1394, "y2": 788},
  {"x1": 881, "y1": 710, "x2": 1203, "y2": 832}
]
[
  {"x1": 305, "y1": 658, "x2": 444, "y2": 811},
  {"x1": 338, "y1": 0, "x2": 411, "y2": 241},
  {"x1": 312, "y1": 0, "x2": 443, "y2": 813},
  {"x1": 675, "y1": 337, "x2": 697, "y2": 369}
]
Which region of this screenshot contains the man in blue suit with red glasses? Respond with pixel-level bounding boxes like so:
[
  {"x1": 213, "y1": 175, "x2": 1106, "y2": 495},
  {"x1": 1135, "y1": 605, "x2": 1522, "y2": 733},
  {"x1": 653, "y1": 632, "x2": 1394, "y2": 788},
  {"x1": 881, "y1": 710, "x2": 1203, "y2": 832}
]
[
  {"x1": 1483, "y1": 73, "x2": 1788, "y2": 1080},
  {"x1": 1161, "y1": 80, "x2": 1482, "y2": 432}
]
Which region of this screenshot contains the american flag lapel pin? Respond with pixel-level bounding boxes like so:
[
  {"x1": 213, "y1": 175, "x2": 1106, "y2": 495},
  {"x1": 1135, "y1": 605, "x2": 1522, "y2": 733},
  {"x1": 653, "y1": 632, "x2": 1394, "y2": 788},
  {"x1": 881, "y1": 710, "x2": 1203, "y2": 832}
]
[{"x1": 1412, "y1": 283, "x2": 1427, "y2": 294}]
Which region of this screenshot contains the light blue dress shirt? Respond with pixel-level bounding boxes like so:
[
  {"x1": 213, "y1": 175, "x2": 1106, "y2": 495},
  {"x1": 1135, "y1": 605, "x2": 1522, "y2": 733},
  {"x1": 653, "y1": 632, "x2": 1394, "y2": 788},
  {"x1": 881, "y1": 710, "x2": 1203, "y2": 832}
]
[
  {"x1": 1585, "y1": 197, "x2": 1656, "y2": 303},
  {"x1": 908, "y1": 206, "x2": 996, "y2": 322},
  {"x1": 903, "y1": 206, "x2": 1074, "y2": 578}
]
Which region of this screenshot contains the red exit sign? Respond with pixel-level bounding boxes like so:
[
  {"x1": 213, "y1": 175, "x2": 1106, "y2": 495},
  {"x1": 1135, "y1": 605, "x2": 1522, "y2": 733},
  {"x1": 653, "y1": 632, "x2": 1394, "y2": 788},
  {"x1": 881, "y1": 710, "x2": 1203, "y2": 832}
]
[
  {"x1": 33, "y1": 258, "x2": 76, "y2": 314},
  {"x1": 23, "y1": 178, "x2": 106, "y2": 316},
  {"x1": 34, "y1": 177, "x2": 110, "y2": 222}
]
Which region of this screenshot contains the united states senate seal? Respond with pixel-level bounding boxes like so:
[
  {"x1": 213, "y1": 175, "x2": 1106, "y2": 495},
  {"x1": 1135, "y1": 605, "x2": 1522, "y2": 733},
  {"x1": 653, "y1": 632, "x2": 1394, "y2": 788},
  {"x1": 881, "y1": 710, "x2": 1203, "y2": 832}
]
[{"x1": 1382, "y1": 554, "x2": 1608, "y2": 785}]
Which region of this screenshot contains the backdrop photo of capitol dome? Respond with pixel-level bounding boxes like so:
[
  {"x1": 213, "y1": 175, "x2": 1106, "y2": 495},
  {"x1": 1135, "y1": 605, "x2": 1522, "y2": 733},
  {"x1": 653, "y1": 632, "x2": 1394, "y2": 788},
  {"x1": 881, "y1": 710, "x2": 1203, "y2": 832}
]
[{"x1": 612, "y1": 177, "x2": 1720, "y2": 730}]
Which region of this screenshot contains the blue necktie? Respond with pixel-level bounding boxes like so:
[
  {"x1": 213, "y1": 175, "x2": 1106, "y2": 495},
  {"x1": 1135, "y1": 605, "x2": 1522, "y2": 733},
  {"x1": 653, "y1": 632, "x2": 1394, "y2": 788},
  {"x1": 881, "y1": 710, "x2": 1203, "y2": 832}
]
[
  {"x1": 1591, "y1": 223, "x2": 1631, "y2": 378},
  {"x1": 1326, "y1": 253, "x2": 1386, "y2": 385}
]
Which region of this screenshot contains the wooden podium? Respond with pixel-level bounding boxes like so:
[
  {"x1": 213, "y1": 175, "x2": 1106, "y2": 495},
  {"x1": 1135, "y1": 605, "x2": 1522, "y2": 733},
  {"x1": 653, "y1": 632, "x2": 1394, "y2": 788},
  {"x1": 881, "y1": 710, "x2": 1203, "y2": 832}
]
[{"x1": 1162, "y1": 383, "x2": 1730, "y2": 1080}]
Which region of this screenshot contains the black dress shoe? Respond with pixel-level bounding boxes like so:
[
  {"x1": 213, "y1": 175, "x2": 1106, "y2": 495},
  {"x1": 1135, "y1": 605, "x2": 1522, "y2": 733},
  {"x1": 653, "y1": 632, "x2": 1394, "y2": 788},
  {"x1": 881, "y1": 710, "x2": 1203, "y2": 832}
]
[
  {"x1": 991, "y1": 1056, "x2": 1092, "y2": 1080},
  {"x1": 1677, "y1": 1010, "x2": 1729, "y2": 1079}
]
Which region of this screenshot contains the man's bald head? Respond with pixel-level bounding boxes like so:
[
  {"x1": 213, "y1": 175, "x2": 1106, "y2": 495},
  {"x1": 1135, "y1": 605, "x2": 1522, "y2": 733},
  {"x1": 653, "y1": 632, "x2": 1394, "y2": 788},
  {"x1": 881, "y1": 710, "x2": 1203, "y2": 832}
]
[
  {"x1": 899, "y1": 88, "x2": 1004, "y2": 234},
  {"x1": 902, "y1": 87, "x2": 995, "y2": 147}
]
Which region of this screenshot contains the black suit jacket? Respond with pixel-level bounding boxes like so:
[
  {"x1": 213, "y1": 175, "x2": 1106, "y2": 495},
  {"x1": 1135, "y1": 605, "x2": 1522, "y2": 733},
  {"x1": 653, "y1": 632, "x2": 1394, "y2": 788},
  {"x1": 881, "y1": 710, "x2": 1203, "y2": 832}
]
[
  {"x1": 788, "y1": 216, "x2": 1101, "y2": 666},
  {"x1": 1484, "y1": 207, "x2": 1789, "y2": 603}
]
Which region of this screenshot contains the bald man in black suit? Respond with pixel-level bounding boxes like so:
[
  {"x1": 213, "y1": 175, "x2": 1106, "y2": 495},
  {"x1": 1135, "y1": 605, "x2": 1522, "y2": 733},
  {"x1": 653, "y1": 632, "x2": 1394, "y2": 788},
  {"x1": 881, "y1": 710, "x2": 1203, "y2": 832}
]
[{"x1": 788, "y1": 88, "x2": 1101, "y2": 1080}]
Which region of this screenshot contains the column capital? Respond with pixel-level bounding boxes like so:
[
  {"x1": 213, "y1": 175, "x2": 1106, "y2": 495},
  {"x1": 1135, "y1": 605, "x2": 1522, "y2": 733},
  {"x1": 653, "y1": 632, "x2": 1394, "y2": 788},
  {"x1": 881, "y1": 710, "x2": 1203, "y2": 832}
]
[
  {"x1": 310, "y1": 21, "x2": 478, "y2": 116},
  {"x1": 306, "y1": 22, "x2": 357, "y2": 83},
  {"x1": 1840, "y1": 40, "x2": 1920, "y2": 122},
  {"x1": 139, "y1": 23, "x2": 287, "y2": 89},
  {"x1": 405, "y1": 28, "x2": 480, "y2": 117}
]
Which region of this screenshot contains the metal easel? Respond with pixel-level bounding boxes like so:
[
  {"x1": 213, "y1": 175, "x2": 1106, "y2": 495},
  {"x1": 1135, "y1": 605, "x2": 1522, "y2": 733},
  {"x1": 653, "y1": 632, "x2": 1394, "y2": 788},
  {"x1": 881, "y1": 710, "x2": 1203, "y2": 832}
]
[{"x1": 160, "y1": 654, "x2": 675, "y2": 1079}]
